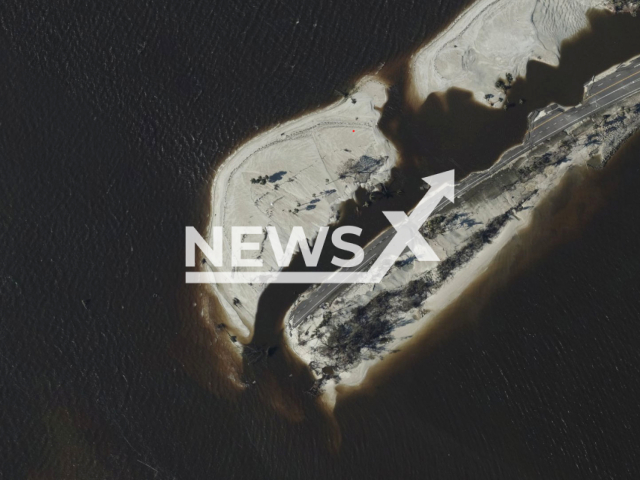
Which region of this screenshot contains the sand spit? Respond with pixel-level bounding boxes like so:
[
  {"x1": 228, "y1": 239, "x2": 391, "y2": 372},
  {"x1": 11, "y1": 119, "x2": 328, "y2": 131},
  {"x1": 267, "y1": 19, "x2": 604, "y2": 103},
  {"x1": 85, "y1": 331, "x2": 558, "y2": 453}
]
[
  {"x1": 409, "y1": 0, "x2": 606, "y2": 105},
  {"x1": 205, "y1": 0, "x2": 608, "y2": 338},
  {"x1": 206, "y1": 78, "x2": 396, "y2": 338},
  {"x1": 204, "y1": 0, "x2": 634, "y2": 400}
]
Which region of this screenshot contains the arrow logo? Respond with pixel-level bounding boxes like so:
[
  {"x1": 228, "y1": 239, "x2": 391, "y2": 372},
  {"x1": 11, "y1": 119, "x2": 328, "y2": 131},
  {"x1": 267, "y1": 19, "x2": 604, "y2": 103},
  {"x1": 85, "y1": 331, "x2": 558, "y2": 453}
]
[{"x1": 363, "y1": 170, "x2": 454, "y2": 283}]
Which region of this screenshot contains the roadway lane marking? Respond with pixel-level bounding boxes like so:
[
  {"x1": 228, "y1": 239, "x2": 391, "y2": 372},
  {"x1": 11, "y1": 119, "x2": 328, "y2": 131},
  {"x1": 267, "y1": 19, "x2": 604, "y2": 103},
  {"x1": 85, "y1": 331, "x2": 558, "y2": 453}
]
[
  {"x1": 542, "y1": 84, "x2": 640, "y2": 143},
  {"x1": 292, "y1": 81, "x2": 640, "y2": 324},
  {"x1": 586, "y1": 69, "x2": 640, "y2": 99},
  {"x1": 532, "y1": 111, "x2": 565, "y2": 132},
  {"x1": 293, "y1": 239, "x2": 396, "y2": 323}
]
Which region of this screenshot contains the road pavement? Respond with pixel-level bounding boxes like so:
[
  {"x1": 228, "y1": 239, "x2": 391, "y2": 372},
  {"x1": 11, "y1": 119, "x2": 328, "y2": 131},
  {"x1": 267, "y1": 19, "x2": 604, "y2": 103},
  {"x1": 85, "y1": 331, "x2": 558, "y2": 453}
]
[{"x1": 289, "y1": 55, "x2": 640, "y2": 328}]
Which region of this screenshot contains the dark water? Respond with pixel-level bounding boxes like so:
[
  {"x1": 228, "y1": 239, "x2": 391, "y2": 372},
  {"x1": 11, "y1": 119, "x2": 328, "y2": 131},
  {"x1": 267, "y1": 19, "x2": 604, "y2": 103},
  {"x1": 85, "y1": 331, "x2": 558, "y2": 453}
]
[
  {"x1": 255, "y1": 10, "x2": 640, "y2": 350},
  {"x1": 342, "y1": 131, "x2": 640, "y2": 479},
  {"x1": 2, "y1": 0, "x2": 475, "y2": 478},
  {"x1": 382, "y1": 10, "x2": 640, "y2": 178},
  {"x1": 3, "y1": 1, "x2": 640, "y2": 479}
]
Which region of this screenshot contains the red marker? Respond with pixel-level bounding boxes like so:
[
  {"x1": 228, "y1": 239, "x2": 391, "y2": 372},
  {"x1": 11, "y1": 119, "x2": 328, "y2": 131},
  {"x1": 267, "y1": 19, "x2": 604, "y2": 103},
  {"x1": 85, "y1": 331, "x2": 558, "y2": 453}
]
[{"x1": 352, "y1": 130, "x2": 355, "y2": 132}]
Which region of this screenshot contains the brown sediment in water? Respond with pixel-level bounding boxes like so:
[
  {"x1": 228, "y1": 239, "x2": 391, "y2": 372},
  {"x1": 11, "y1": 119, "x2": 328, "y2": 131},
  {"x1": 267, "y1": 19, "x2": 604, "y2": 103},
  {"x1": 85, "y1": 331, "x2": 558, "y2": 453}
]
[
  {"x1": 163, "y1": 6, "x2": 640, "y2": 478},
  {"x1": 507, "y1": 9, "x2": 640, "y2": 108},
  {"x1": 380, "y1": 10, "x2": 640, "y2": 177},
  {"x1": 352, "y1": 128, "x2": 640, "y2": 397},
  {"x1": 191, "y1": 7, "x2": 640, "y2": 425},
  {"x1": 171, "y1": 283, "x2": 246, "y2": 399},
  {"x1": 253, "y1": 10, "x2": 640, "y2": 345},
  {"x1": 340, "y1": 10, "x2": 640, "y2": 393},
  {"x1": 323, "y1": 129, "x2": 640, "y2": 478}
]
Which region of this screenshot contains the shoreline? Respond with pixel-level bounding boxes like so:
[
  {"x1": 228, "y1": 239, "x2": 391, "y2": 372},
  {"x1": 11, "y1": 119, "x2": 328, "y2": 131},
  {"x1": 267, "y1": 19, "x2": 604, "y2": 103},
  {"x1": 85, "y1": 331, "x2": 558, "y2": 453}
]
[
  {"x1": 286, "y1": 86, "x2": 640, "y2": 407},
  {"x1": 204, "y1": 0, "x2": 609, "y2": 340},
  {"x1": 199, "y1": 0, "x2": 639, "y2": 405},
  {"x1": 409, "y1": 0, "x2": 605, "y2": 105},
  {"x1": 287, "y1": 210, "x2": 533, "y2": 407},
  {"x1": 205, "y1": 77, "x2": 395, "y2": 340}
]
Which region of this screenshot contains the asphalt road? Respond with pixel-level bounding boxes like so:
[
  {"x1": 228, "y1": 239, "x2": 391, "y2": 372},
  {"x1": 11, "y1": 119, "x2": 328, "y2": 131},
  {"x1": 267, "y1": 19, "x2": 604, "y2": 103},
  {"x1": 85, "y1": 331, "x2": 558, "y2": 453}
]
[{"x1": 289, "y1": 55, "x2": 640, "y2": 328}]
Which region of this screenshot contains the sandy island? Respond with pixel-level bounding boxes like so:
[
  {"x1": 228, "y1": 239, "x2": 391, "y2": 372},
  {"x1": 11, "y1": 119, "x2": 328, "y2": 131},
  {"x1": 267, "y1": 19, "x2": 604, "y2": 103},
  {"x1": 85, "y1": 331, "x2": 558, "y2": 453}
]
[
  {"x1": 410, "y1": 0, "x2": 605, "y2": 105},
  {"x1": 202, "y1": 0, "x2": 640, "y2": 404},
  {"x1": 205, "y1": 78, "x2": 396, "y2": 338}
]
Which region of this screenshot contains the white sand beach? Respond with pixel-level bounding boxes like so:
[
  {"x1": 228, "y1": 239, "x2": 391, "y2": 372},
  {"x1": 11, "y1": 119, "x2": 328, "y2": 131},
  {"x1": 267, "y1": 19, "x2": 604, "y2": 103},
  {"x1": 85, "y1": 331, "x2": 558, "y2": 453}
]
[
  {"x1": 201, "y1": 0, "x2": 637, "y2": 403},
  {"x1": 206, "y1": 78, "x2": 396, "y2": 338},
  {"x1": 409, "y1": 0, "x2": 604, "y2": 105},
  {"x1": 286, "y1": 86, "x2": 640, "y2": 406}
]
